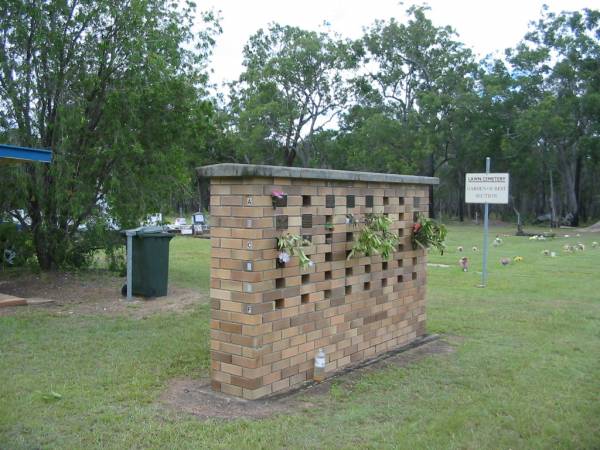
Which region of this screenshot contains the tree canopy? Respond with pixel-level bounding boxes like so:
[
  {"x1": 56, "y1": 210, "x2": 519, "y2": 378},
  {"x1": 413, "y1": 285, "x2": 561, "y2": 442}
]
[
  {"x1": 1, "y1": 3, "x2": 599, "y2": 269},
  {"x1": 0, "y1": 0, "x2": 219, "y2": 268}
]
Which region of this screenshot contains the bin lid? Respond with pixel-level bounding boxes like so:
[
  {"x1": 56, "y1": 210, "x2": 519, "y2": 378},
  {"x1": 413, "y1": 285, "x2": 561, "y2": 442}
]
[{"x1": 123, "y1": 226, "x2": 172, "y2": 237}]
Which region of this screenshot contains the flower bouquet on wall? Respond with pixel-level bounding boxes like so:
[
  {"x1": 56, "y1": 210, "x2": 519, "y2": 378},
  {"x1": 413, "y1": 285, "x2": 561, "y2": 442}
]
[
  {"x1": 276, "y1": 234, "x2": 313, "y2": 268},
  {"x1": 411, "y1": 214, "x2": 447, "y2": 255}
]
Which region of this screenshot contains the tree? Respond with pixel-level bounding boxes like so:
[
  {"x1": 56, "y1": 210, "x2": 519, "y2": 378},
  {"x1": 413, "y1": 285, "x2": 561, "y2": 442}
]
[
  {"x1": 507, "y1": 7, "x2": 600, "y2": 225},
  {"x1": 0, "y1": 0, "x2": 219, "y2": 269},
  {"x1": 230, "y1": 24, "x2": 351, "y2": 166},
  {"x1": 344, "y1": 6, "x2": 478, "y2": 216}
]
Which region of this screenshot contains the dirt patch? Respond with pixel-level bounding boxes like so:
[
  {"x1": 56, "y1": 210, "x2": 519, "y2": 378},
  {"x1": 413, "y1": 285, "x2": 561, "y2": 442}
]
[
  {"x1": 580, "y1": 221, "x2": 600, "y2": 232},
  {"x1": 160, "y1": 336, "x2": 456, "y2": 420},
  {"x1": 160, "y1": 378, "x2": 304, "y2": 420},
  {"x1": 0, "y1": 271, "x2": 208, "y2": 318}
]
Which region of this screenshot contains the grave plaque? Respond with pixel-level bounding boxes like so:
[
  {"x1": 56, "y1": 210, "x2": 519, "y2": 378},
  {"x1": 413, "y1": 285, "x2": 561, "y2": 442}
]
[
  {"x1": 326, "y1": 195, "x2": 335, "y2": 208},
  {"x1": 275, "y1": 215, "x2": 288, "y2": 230}
]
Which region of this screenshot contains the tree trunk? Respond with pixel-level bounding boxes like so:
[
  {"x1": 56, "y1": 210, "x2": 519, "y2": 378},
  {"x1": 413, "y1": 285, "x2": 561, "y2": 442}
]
[
  {"x1": 428, "y1": 153, "x2": 436, "y2": 219},
  {"x1": 549, "y1": 169, "x2": 557, "y2": 228},
  {"x1": 458, "y1": 170, "x2": 464, "y2": 222},
  {"x1": 573, "y1": 155, "x2": 582, "y2": 226},
  {"x1": 284, "y1": 149, "x2": 296, "y2": 166},
  {"x1": 32, "y1": 219, "x2": 53, "y2": 270},
  {"x1": 558, "y1": 146, "x2": 579, "y2": 226}
]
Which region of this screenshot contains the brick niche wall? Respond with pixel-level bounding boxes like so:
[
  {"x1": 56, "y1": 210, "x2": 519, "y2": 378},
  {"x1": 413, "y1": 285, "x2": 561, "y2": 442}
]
[{"x1": 198, "y1": 165, "x2": 437, "y2": 400}]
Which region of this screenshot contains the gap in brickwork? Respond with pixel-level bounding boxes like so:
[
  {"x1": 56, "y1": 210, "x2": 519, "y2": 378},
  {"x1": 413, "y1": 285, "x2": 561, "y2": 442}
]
[
  {"x1": 383, "y1": 196, "x2": 389, "y2": 205},
  {"x1": 302, "y1": 274, "x2": 310, "y2": 285},
  {"x1": 345, "y1": 285, "x2": 352, "y2": 295},
  {"x1": 365, "y1": 264, "x2": 371, "y2": 273},
  {"x1": 325, "y1": 233, "x2": 332, "y2": 244},
  {"x1": 276, "y1": 278, "x2": 285, "y2": 289},
  {"x1": 366, "y1": 195, "x2": 373, "y2": 208},
  {"x1": 364, "y1": 281, "x2": 371, "y2": 291},
  {"x1": 397, "y1": 274, "x2": 404, "y2": 283},
  {"x1": 325, "y1": 270, "x2": 332, "y2": 280},
  {"x1": 325, "y1": 252, "x2": 332, "y2": 262},
  {"x1": 324, "y1": 289, "x2": 332, "y2": 299},
  {"x1": 301, "y1": 214, "x2": 312, "y2": 228},
  {"x1": 381, "y1": 278, "x2": 388, "y2": 288},
  {"x1": 346, "y1": 195, "x2": 355, "y2": 208},
  {"x1": 345, "y1": 267, "x2": 353, "y2": 276},
  {"x1": 302, "y1": 195, "x2": 311, "y2": 206},
  {"x1": 274, "y1": 298, "x2": 284, "y2": 309},
  {"x1": 412, "y1": 257, "x2": 418, "y2": 266},
  {"x1": 412, "y1": 272, "x2": 417, "y2": 280},
  {"x1": 326, "y1": 195, "x2": 335, "y2": 208},
  {"x1": 398, "y1": 259, "x2": 403, "y2": 268},
  {"x1": 382, "y1": 261, "x2": 388, "y2": 271},
  {"x1": 301, "y1": 294, "x2": 309, "y2": 304},
  {"x1": 346, "y1": 232, "x2": 353, "y2": 242},
  {"x1": 399, "y1": 197, "x2": 404, "y2": 205}
]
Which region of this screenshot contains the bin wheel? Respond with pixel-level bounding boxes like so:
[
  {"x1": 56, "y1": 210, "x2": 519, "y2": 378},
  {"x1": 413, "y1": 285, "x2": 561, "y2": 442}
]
[{"x1": 121, "y1": 284, "x2": 127, "y2": 297}]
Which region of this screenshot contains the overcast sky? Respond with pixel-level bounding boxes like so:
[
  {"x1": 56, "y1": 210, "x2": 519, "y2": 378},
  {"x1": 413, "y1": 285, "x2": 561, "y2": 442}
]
[{"x1": 198, "y1": 0, "x2": 599, "y2": 88}]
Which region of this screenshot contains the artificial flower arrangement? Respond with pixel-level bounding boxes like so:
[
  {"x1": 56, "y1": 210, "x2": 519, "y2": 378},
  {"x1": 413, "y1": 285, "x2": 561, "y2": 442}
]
[
  {"x1": 276, "y1": 233, "x2": 314, "y2": 268},
  {"x1": 271, "y1": 190, "x2": 287, "y2": 208},
  {"x1": 411, "y1": 213, "x2": 447, "y2": 255},
  {"x1": 347, "y1": 213, "x2": 399, "y2": 260}
]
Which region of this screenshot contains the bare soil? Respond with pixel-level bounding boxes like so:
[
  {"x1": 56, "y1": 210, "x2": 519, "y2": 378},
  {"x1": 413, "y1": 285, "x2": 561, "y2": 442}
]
[
  {"x1": 580, "y1": 221, "x2": 600, "y2": 232},
  {"x1": 160, "y1": 336, "x2": 457, "y2": 420},
  {"x1": 0, "y1": 271, "x2": 208, "y2": 318}
]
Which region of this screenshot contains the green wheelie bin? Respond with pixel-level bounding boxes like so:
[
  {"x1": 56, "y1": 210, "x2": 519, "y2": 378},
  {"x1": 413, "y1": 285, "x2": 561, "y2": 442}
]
[{"x1": 123, "y1": 227, "x2": 173, "y2": 298}]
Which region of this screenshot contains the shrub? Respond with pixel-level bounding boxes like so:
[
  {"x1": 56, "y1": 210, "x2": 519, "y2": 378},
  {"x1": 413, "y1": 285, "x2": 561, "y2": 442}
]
[{"x1": 0, "y1": 222, "x2": 35, "y2": 268}]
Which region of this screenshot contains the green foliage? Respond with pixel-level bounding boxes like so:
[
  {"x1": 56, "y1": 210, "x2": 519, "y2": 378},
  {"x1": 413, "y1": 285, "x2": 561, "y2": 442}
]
[
  {"x1": 0, "y1": 223, "x2": 34, "y2": 268},
  {"x1": 0, "y1": 0, "x2": 220, "y2": 269},
  {"x1": 276, "y1": 233, "x2": 313, "y2": 268},
  {"x1": 348, "y1": 213, "x2": 399, "y2": 260},
  {"x1": 503, "y1": 7, "x2": 600, "y2": 225},
  {"x1": 230, "y1": 24, "x2": 352, "y2": 166},
  {"x1": 411, "y1": 214, "x2": 447, "y2": 254}
]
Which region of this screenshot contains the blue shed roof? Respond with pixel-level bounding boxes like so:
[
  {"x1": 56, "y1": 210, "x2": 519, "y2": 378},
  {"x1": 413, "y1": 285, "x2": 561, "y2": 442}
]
[{"x1": 0, "y1": 144, "x2": 52, "y2": 163}]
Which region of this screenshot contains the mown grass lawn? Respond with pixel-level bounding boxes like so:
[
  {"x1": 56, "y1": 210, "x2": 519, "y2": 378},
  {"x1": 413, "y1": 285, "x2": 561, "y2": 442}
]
[{"x1": 1, "y1": 226, "x2": 599, "y2": 449}]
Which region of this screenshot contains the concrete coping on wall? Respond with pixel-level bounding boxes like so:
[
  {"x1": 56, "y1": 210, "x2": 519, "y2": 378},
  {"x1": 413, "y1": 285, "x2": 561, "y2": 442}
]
[{"x1": 197, "y1": 163, "x2": 439, "y2": 185}]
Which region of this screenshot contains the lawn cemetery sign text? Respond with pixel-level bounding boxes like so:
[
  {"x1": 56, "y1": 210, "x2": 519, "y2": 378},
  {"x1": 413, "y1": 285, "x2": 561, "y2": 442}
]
[{"x1": 465, "y1": 173, "x2": 510, "y2": 204}]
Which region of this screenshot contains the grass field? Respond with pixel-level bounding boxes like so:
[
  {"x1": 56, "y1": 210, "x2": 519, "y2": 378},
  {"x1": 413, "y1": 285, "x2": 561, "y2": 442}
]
[{"x1": 1, "y1": 225, "x2": 599, "y2": 449}]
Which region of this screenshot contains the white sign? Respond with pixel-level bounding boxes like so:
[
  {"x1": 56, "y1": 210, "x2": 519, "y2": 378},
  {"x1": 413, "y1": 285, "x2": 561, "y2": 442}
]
[{"x1": 465, "y1": 173, "x2": 509, "y2": 204}]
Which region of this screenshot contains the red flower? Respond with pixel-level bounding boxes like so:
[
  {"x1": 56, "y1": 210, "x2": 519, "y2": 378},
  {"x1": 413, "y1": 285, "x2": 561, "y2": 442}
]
[{"x1": 413, "y1": 223, "x2": 422, "y2": 233}]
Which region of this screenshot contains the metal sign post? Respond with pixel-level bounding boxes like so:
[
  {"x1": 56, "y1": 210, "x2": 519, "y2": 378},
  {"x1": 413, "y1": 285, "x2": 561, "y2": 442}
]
[
  {"x1": 465, "y1": 158, "x2": 510, "y2": 288},
  {"x1": 125, "y1": 230, "x2": 135, "y2": 300},
  {"x1": 481, "y1": 157, "x2": 490, "y2": 287}
]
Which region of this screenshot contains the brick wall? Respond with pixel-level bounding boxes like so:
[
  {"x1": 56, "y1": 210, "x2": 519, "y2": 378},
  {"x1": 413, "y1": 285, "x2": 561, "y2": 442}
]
[{"x1": 207, "y1": 174, "x2": 430, "y2": 399}]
